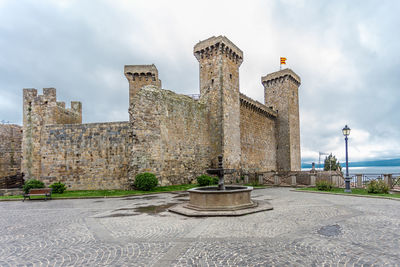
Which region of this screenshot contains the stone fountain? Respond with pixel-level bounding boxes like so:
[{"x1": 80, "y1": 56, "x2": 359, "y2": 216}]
[{"x1": 169, "y1": 156, "x2": 273, "y2": 216}]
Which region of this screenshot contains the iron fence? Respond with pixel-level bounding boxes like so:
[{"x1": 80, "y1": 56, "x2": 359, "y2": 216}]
[{"x1": 348, "y1": 173, "x2": 400, "y2": 188}]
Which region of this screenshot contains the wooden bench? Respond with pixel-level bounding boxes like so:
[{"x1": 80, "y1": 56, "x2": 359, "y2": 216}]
[{"x1": 23, "y1": 188, "x2": 52, "y2": 202}]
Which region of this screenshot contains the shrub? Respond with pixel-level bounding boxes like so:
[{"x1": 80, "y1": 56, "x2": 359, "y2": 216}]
[
  {"x1": 133, "y1": 173, "x2": 158, "y2": 191},
  {"x1": 316, "y1": 180, "x2": 334, "y2": 191},
  {"x1": 197, "y1": 175, "x2": 218, "y2": 186},
  {"x1": 50, "y1": 182, "x2": 67, "y2": 194},
  {"x1": 251, "y1": 180, "x2": 259, "y2": 187},
  {"x1": 23, "y1": 179, "x2": 45, "y2": 194},
  {"x1": 367, "y1": 180, "x2": 389, "y2": 194}
]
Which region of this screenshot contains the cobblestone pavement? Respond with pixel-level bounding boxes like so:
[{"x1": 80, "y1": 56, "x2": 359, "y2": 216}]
[{"x1": 1, "y1": 188, "x2": 400, "y2": 266}]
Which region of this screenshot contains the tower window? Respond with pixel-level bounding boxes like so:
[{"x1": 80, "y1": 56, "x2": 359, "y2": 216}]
[
  {"x1": 211, "y1": 79, "x2": 214, "y2": 85},
  {"x1": 230, "y1": 74, "x2": 232, "y2": 79}
]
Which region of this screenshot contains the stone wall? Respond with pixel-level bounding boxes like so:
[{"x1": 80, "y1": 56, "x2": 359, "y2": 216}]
[
  {"x1": 40, "y1": 122, "x2": 131, "y2": 190},
  {"x1": 0, "y1": 124, "x2": 22, "y2": 178},
  {"x1": 239, "y1": 94, "x2": 277, "y2": 172},
  {"x1": 130, "y1": 86, "x2": 211, "y2": 186}
]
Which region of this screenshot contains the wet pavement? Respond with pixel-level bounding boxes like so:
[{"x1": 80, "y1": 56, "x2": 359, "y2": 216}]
[{"x1": 1, "y1": 187, "x2": 400, "y2": 266}]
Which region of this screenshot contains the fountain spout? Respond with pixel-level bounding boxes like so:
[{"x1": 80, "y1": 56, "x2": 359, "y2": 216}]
[{"x1": 206, "y1": 155, "x2": 235, "y2": 190}]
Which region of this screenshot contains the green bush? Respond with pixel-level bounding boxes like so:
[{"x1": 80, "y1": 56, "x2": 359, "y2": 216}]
[
  {"x1": 23, "y1": 179, "x2": 45, "y2": 194},
  {"x1": 133, "y1": 173, "x2": 158, "y2": 191},
  {"x1": 316, "y1": 180, "x2": 334, "y2": 191},
  {"x1": 251, "y1": 180, "x2": 259, "y2": 187},
  {"x1": 367, "y1": 180, "x2": 389, "y2": 194},
  {"x1": 50, "y1": 182, "x2": 67, "y2": 194},
  {"x1": 197, "y1": 175, "x2": 218, "y2": 186}
]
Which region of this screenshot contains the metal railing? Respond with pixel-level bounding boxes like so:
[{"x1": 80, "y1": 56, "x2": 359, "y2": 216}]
[{"x1": 348, "y1": 173, "x2": 400, "y2": 189}]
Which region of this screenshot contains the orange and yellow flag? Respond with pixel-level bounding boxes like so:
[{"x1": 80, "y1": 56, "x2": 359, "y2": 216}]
[{"x1": 280, "y1": 57, "x2": 287, "y2": 65}]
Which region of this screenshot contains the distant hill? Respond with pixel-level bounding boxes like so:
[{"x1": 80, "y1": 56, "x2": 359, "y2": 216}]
[{"x1": 301, "y1": 158, "x2": 400, "y2": 169}]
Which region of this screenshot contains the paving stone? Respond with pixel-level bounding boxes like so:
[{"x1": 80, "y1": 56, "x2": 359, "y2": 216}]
[{"x1": 0, "y1": 188, "x2": 399, "y2": 266}]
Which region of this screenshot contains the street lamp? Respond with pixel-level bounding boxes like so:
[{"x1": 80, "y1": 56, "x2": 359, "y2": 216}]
[{"x1": 342, "y1": 125, "x2": 351, "y2": 193}]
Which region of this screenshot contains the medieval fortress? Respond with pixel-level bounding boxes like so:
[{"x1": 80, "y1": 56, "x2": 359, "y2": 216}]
[{"x1": 1, "y1": 36, "x2": 302, "y2": 189}]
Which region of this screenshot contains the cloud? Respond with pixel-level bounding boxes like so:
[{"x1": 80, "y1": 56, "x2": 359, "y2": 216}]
[{"x1": 0, "y1": 0, "x2": 399, "y2": 162}]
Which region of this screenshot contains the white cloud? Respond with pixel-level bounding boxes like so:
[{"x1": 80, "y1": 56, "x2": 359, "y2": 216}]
[
  {"x1": 0, "y1": 0, "x2": 399, "y2": 161},
  {"x1": 357, "y1": 23, "x2": 379, "y2": 52}
]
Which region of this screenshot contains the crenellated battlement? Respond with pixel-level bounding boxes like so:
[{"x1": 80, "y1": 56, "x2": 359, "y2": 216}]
[
  {"x1": 194, "y1": 36, "x2": 243, "y2": 66},
  {"x1": 23, "y1": 88, "x2": 82, "y2": 125},
  {"x1": 124, "y1": 64, "x2": 162, "y2": 109},
  {"x1": 240, "y1": 93, "x2": 277, "y2": 119},
  {"x1": 261, "y1": 68, "x2": 301, "y2": 87},
  {"x1": 124, "y1": 64, "x2": 160, "y2": 82}
]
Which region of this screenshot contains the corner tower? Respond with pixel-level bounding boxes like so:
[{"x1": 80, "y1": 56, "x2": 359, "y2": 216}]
[
  {"x1": 194, "y1": 36, "x2": 243, "y2": 168},
  {"x1": 262, "y1": 69, "x2": 301, "y2": 171},
  {"x1": 22, "y1": 88, "x2": 82, "y2": 179},
  {"x1": 124, "y1": 64, "x2": 161, "y2": 112}
]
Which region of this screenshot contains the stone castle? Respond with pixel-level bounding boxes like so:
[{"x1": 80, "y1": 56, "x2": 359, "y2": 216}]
[{"x1": 2, "y1": 36, "x2": 301, "y2": 190}]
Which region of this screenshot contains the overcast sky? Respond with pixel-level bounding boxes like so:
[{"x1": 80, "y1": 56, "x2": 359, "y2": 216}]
[{"x1": 0, "y1": 0, "x2": 399, "y2": 163}]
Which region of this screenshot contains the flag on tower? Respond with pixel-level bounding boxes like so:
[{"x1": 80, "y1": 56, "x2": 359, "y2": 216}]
[{"x1": 280, "y1": 57, "x2": 287, "y2": 70}]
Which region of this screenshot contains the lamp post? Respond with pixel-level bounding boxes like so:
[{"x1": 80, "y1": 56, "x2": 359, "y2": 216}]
[{"x1": 342, "y1": 125, "x2": 351, "y2": 193}]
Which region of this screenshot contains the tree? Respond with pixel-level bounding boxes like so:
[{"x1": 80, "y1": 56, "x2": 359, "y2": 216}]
[{"x1": 323, "y1": 154, "x2": 342, "y2": 171}]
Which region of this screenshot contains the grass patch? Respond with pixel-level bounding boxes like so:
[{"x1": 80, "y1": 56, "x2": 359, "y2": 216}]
[
  {"x1": 297, "y1": 187, "x2": 400, "y2": 198},
  {"x1": 0, "y1": 195, "x2": 23, "y2": 199},
  {"x1": 0, "y1": 184, "x2": 198, "y2": 200},
  {"x1": 244, "y1": 184, "x2": 268, "y2": 188}
]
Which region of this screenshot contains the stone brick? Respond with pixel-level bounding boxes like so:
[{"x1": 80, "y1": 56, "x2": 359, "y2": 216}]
[
  {"x1": 194, "y1": 36, "x2": 243, "y2": 170},
  {"x1": 40, "y1": 122, "x2": 131, "y2": 189},
  {"x1": 130, "y1": 86, "x2": 210, "y2": 186},
  {"x1": 22, "y1": 88, "x2": 82, "y2": 180},
  {"x1": 0, "y1": 124, "x2": 22, "y2": 178},
  {"x1": 239, "y1": 93, "x2": 277, "y2": 172},
  {"x1": 262, "y1": 69, "x2": 301, "y2": 171}
]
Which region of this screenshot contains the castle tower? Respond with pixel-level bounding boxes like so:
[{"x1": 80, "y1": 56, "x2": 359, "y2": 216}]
[
  {"x1": 124, "y1": 64, "x2": 162, "y2": 115},
  {"x1": 194, "y1": 36, "x2": 243, "y2": 168},
  {"x1": 262, "y1": 69, "x2": 301, "y2": 171},
  {"x1": 22, "y1": 88, "x2": 82, "y2": 179}
]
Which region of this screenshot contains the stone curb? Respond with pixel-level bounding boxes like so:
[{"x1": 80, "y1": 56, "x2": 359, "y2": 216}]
[
  {"x1": 292, "y1": 189, "x2": 400, "y2": 201},
  {"x1": 169, "y1": 200, "x2": 273, "y2": 217}
]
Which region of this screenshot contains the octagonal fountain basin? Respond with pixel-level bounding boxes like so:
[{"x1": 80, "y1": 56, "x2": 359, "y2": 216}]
[{"x1": 186, "y1": 186, "x2": 257, "y2": 211}]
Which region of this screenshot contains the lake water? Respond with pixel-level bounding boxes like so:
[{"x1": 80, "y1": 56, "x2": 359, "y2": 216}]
[{"x1": 301, "y1": 166, "x2": 400, "y2": 175}]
